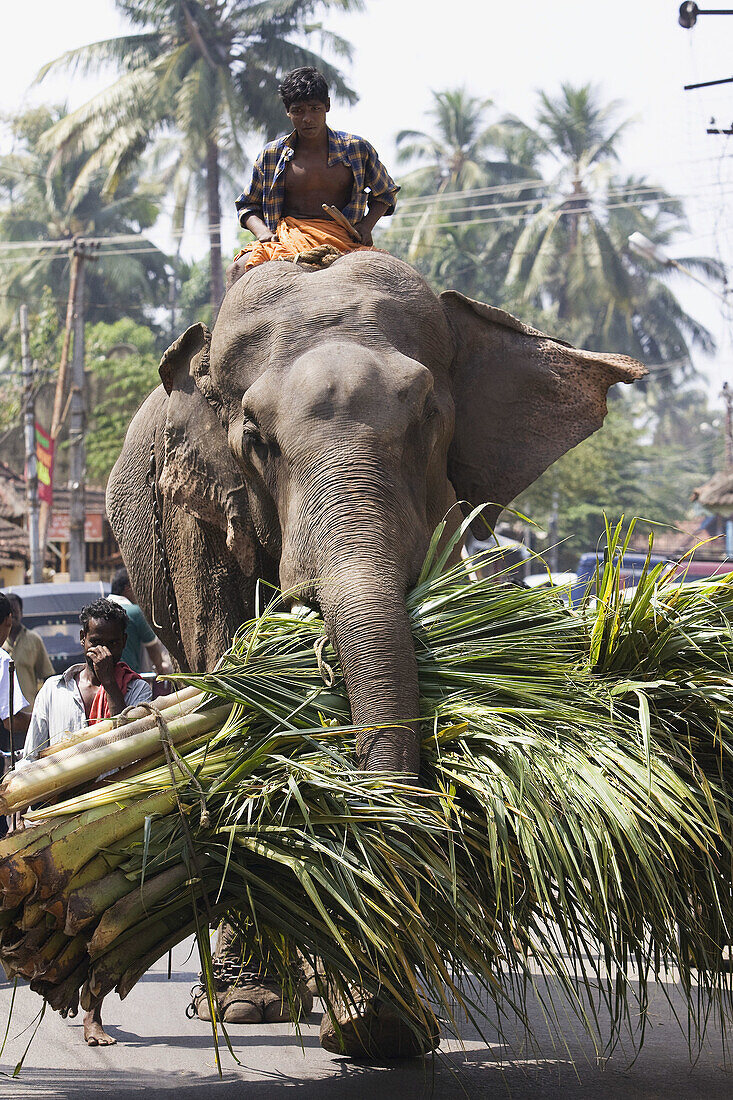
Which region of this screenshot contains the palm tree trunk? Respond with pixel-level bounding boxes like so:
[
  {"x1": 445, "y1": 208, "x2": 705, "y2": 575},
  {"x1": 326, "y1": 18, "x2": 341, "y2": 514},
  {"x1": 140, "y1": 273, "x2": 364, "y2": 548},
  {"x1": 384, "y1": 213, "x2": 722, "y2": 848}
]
[{"x1": 206, "y1": 137, "x2": 224, "y2": 322}]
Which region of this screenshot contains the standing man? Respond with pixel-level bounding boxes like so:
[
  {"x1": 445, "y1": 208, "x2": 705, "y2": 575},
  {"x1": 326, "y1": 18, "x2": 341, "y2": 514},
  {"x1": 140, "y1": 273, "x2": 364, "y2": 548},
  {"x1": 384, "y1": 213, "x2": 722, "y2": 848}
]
[
  {"x1": 108, "y1": 567, "x2": 172, "y2": 676},
  {"x1": 2, "y1": 593, "x2": 54, "y2": 708},
  {"x1": 0, "y1": 593, "x2": 28, "y2": 839},
  {"x1": 22, "y1": 597, "x2": 152, "y2": 1047},
  {"x1": 231, "y1": 66, "x2": 399, "y2": 274}
]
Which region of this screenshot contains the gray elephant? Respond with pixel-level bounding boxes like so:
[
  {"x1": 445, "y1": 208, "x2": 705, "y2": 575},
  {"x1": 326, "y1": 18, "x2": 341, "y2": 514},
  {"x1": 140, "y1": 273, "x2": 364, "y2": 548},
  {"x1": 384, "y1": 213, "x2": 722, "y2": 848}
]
[{"x1": 107, "y1": 251, "x2": 644, "y2": 1050}]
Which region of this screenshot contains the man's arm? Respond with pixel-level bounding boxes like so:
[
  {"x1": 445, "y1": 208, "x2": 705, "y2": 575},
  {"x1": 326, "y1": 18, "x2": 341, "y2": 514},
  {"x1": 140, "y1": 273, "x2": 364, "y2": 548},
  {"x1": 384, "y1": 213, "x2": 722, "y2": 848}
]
[
  {"x1": 86, "y1": 647, "x2": 125, "y2": 716},
  {"x1": 124, "y1": 676, "x2": 153, "y2": 707},
  {"x1": 243, "y1": 213, "x2": 276, "y2": 243},
  {"x1": 354, "y1": 199, "x2": 390, "y2": 246},
  {"x1": 144, "y1": 638, "x2": 173, "y2": 676},
  {"x1": 34, "y1": 634, "x2": 54, "y2": 688},
  {"x1": 130, "y1": 607, "x2": 172, "y2": 676},
  {"x1": 22, "y1": 685, "x2": 50, "y2": 762},
  {"x1": 236, "y1": 156, "x2": 275, "y2": 242},
  {"x1": 355, "y1": 141, "x2": 400, "y2": 244}
]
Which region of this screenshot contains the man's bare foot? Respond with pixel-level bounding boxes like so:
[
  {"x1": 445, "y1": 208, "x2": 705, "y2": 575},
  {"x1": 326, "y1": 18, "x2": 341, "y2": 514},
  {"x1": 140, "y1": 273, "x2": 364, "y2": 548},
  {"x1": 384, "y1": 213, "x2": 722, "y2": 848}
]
[{"x1": 83, "y1": 1005, "x2": 116, "y2": 1046}]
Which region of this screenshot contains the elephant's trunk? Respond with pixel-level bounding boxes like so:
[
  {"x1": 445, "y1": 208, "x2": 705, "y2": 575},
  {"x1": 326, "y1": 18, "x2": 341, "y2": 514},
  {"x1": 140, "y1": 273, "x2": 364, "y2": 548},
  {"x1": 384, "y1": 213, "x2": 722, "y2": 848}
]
[{"x1": 318, "y1": 568, "x2": 421, "y2": 774}]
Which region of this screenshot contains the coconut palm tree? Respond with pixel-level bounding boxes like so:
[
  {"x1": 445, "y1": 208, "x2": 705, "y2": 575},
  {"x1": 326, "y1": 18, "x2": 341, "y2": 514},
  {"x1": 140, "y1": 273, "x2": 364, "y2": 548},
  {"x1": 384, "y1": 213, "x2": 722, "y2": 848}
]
[
  {"x1": 0, "y1": 104, "x2": 168, "y2": 334},
  {"x1": 390, "y1": 89, "x2": 545, "y2": 278},
  {"x1": 504, "y1": 84, "x2": 724, "y2": 362},
  {"x1": 36, "y1": 0, "x2": 360, "y2": 319}
]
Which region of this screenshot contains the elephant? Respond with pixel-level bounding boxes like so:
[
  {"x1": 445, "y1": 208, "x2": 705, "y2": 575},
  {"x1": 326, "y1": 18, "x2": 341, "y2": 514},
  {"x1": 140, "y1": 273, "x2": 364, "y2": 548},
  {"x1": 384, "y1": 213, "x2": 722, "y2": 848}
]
[{"x1": 107, "y1": 250, "x2": 645, "y2": 1051}]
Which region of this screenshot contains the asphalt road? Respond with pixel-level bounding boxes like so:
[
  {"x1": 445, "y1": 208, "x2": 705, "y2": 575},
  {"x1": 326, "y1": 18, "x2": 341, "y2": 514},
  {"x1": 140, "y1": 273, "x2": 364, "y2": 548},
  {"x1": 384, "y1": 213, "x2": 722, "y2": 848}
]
[{"x1": 1, "y1": 939, "x2": 732, "y2": 1099}]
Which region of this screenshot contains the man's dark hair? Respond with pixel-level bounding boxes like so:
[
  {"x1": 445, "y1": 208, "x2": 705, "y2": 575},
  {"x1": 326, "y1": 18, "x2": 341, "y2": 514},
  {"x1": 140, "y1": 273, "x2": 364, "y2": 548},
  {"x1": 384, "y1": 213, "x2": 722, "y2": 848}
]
[
  {"x1": 279, "y1": 67, "x2": 329, "y2": 110},
  {"x1": 111, "y1": 567, "x2": 130, "y2": 596},
  {"x1": 6, "y1": 592, "x2": 21, "y2": 612},
  {"x1": 80, "y1": 598, "x2": 128, "y2": 635},
  {"x1": 0, "y1": 593, "x2": 11, "y2": 623}
]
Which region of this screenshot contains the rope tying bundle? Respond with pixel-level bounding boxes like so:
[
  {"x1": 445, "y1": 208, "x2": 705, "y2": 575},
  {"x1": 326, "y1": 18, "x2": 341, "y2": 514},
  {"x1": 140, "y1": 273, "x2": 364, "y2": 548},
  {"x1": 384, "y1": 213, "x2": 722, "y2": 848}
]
[{"x1": 314, "y1": 635, "x2": 336, "y2": 687}]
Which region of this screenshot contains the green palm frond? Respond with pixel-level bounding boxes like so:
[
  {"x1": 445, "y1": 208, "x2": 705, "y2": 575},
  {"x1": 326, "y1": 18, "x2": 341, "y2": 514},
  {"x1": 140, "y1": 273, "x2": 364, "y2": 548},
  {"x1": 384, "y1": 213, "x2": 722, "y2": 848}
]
[{"x1": 5, "y1": 522, "x2": 733, "y2": 1060}]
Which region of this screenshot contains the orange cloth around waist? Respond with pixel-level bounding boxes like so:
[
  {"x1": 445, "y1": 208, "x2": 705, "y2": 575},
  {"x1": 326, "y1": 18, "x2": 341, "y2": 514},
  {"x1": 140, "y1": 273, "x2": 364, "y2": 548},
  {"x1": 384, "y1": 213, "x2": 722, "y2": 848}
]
[{"x1": 240, "y1": 216, "x2": 371, "y2": 270}]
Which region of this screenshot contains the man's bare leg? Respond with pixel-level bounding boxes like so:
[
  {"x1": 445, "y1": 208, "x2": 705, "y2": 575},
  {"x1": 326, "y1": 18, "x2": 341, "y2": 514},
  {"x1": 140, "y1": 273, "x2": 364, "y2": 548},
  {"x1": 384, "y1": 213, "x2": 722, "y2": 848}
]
[{"x1": 83, "y1": 996, "x2": 116, "y2": 1046}]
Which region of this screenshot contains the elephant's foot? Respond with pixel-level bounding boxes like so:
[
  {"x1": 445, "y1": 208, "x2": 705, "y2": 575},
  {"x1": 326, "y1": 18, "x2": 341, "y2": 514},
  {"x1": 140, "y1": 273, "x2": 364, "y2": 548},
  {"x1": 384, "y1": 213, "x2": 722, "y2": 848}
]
[
  {"x1": 300, "y1": 954, "x2": 328, "y2": 999},
  {"x1": 319, "y1": 991, "x2": 440, "y2": 1060},
  {"x1": 190, "y1": 971, "x2": 314, "y2": 1024}
]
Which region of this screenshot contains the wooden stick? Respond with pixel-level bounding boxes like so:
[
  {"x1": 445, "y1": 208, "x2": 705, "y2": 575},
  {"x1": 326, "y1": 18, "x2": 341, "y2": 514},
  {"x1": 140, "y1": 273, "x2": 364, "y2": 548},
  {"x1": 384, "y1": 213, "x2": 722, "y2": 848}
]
[{"x1": 321, "y1": 204, "x2": 362, "y2": 242}]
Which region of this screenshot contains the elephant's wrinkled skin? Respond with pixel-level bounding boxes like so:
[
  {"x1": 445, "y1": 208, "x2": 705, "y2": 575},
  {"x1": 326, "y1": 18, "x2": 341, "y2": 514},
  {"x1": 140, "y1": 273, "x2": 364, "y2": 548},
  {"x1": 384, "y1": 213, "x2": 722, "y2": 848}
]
[{"x1": 108, "y1": 252, "x2": 644, "y2": 775}]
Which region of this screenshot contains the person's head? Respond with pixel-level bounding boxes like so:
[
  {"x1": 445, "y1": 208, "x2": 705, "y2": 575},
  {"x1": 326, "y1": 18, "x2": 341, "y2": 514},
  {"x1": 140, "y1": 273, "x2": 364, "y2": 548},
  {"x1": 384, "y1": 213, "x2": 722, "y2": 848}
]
[
  {"x1": 279, "y1": 67, "x2": 330, "y2": 139},
  {"x1": 79, "y1": 598, "x2": 128, "y2": 678},
  {"x1": 0, "y1": 593, "x2": 11, "y2": 648},
  {"x1": 6, "y1": 592, "x2": 22, "y2": 631},
  {"x1": 111, "y1": 566, "x2": 133, "y2": 600}
]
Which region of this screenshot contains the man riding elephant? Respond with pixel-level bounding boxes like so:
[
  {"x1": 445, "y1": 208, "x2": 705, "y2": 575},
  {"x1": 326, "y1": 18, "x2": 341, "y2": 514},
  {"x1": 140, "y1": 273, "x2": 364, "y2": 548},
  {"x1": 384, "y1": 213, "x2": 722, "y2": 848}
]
[
  {"x1": 108, "y1": 242, "x2": 644, "y2": 1056},
  {"x1": 231, "y1": 66, "x2": 399, "y2": 274}
]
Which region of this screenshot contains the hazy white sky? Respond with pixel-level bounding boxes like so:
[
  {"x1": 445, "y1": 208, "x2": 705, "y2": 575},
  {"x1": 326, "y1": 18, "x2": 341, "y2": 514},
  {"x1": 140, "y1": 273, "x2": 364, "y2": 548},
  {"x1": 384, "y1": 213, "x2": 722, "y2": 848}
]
[{"x1": 4, "y1": 0, "x2": 733, "y2": 389}]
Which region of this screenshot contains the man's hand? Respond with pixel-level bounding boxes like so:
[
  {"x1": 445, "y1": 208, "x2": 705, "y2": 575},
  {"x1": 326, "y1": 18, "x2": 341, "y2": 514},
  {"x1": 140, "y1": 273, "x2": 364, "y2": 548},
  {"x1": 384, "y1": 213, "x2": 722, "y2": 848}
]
[
  {"x1": 147, "y1": 640, "x2": 173, "y2": 677},
  {"x1": 244, "y1": 213, "x2": 276, "y2": 244},
  {"x1": 354, "y1": 219, "x2": 373, "y2": 246},
  {"x1": 86, "y1": 646, "x2": 116, "y2": 688},
  {"x1": 355, "y1": 200, "x2": 390, "y2": 247}
]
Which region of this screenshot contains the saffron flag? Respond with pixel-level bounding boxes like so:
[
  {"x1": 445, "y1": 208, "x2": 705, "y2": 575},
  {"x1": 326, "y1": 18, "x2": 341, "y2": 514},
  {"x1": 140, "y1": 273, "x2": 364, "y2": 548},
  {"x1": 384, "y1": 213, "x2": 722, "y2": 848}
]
[{"x1": 35, "y1": 422, "x2": 53, "y2": 505}]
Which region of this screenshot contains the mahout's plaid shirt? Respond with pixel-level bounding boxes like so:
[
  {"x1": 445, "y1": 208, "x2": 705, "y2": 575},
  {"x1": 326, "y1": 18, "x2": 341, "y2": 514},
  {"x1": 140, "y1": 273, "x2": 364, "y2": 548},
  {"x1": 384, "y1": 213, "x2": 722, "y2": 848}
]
[{"x1": 235, "y1": 128, "x2": 400, "y2": 232}]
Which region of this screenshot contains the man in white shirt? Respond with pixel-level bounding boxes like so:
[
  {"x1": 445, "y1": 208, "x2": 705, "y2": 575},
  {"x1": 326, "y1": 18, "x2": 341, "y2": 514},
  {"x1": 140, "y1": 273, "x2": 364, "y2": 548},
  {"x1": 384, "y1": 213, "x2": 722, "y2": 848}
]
[
  {"x1": 22, "y1": 597, "x2": 151, "y2": 1047},
  {"x1": 24, "y1": 597, "x2": 152, "y2": 761}
]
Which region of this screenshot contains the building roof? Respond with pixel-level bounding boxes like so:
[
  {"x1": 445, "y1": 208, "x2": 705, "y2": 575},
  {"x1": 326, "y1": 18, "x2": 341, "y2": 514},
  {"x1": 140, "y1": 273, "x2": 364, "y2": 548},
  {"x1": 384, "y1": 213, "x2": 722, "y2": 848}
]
[
  {"x1": 0, "y1": 459, "x2": 25, "y2": 522},
  {"x1": 692, "y1": 470, "x2": 733, "y2": 514},
  {"x1": 0, "y1": 459, "x2": 107, "y2": 519},
  {"x1": 0, "y1": 516, "x2": 29, "y2": 569},
  {"x1": 51, "y1": 486, "x2": 107, "y2": 514}
]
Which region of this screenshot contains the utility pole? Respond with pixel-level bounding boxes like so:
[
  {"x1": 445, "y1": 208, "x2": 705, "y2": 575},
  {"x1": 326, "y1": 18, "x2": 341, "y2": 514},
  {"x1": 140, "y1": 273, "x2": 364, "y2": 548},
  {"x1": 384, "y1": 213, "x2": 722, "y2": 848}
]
[
  {"x1": 168, "y1": 269, "x2": 177, "y2": 342},
  {"x1": 548, "y1": 489, "x2": 560, "y2": 573},
  {"x1": 723, "y1": 382, "x2": 733, "y2": 470},
  {"x1": 19, "y1": 305, "x2": 42, "y2": 583},
  {"x1": 722, "y1": 382, "x2": 733, "y2": 556},
  {"x1": 67, "y1": 239, "x2": 98, "y2": 581}
]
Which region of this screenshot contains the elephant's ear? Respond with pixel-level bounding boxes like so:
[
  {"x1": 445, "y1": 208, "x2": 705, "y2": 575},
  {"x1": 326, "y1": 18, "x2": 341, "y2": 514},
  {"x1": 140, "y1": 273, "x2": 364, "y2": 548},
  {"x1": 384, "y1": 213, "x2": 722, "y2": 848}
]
[
  {"x1": 157, "y1": 323, "x2": 256, "y2": 574},
  {"x1": 440, "y1": 291, "x2": 647, "y2": 532},
  {"x1": 159, "y1": 323, "x2": 210, "y2": 394}
]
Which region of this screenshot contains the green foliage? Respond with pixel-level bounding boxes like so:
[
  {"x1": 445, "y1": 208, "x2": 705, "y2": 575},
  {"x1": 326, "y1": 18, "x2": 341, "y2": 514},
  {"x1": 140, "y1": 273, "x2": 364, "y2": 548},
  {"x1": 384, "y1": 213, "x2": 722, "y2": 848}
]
[
  {"x1": 385, "y1": 83, "x2": 726, "y2": 551},
  {"x1": 515, "y1": 398, "x2": 721, "y2": 569},
  {"x1": 387, "y1": 83, "x2": 722, "y2": 369},
  {"x1": 0, "y1": 288, "x2": 61, "y2": 439},
  {"x1": 11, "y1": 533, "x2": 733, "y2": 1056},
  {"x1": 85, "y1": 319, "x2": 161, "y2": 484},
  {"x1": 0, "y1": 105, "x2": 169, "y2": 335},
  {"x1": 175, "y1": 256, "x2": 215, "y2": 331}
]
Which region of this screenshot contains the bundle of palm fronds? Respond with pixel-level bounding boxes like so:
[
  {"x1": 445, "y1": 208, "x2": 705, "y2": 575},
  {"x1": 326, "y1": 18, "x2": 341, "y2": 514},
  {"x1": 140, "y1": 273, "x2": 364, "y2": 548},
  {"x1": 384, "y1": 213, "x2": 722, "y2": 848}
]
[{"x1": 2, "y1": 517, "x2": 733, "y2": 1057}]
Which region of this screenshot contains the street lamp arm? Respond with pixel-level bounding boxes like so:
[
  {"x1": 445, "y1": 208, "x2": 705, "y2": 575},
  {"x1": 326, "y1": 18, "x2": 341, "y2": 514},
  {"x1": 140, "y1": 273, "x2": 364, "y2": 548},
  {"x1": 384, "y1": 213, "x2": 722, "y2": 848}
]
[{"x1": 679, "y1": 3, "x2": 733, "y2": 28}]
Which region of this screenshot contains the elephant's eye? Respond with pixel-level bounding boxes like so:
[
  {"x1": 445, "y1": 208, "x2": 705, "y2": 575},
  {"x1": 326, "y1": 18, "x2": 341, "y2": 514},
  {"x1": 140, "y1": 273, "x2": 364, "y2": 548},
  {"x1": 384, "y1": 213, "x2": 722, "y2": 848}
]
[
  {"x1": 242, "y1": 420, "x2": 273, "y2": 462},
  {"x1": 424, "y1": 400, "x2": 440, "y2": 424}
]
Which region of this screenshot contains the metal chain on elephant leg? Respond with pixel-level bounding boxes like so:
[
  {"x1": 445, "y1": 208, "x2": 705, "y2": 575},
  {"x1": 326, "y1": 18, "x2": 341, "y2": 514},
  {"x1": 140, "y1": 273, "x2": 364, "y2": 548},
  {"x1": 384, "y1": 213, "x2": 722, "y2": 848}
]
[{"x1": 146, "y1": 441, "x2": 185, "y2": 656}]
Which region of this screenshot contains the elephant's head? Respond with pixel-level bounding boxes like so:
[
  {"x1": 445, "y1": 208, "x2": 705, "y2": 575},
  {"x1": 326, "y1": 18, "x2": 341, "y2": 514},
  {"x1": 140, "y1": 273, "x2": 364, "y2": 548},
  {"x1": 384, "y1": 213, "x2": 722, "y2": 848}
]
[{"x1": 159, "y1": 252, "x2": 644, "y2": 773}]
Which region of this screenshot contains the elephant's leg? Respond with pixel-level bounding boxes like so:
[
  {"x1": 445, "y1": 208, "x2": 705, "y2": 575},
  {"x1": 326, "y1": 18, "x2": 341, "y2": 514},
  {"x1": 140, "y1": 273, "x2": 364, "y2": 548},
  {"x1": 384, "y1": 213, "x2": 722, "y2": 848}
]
[
  {"x1": 190, "y1": 921, "x2": 313, "y2": 1025},
  {"x1": 319, "y1": 991, "x2": 440, "y2": 1060}
]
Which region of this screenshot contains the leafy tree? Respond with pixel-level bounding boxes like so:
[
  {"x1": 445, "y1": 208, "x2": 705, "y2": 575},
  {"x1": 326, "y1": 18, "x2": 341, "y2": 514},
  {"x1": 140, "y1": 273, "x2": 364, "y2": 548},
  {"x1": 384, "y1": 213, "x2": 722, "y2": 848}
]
[
  {"x1": 515, "y1": 394, "x2": 724, "y2": 570},
  {"x1": 85, "y1": 318, "x2": 162, "y2": 484},
  {"x1": 390, "y1": 89, "x2": 533, "y2": 270},
  {"x1": 503, "y1": 85, "x2": 724, "y2": 363},
  {"x1": 38, "y1": 0, "x2": 360, "y2": 319},
  {"x1": 0, "y1": 287, "x2": 60, "y2": 437},
  {"x1": 0, "y1": 105, "x2": 169, "y2": 335}
]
